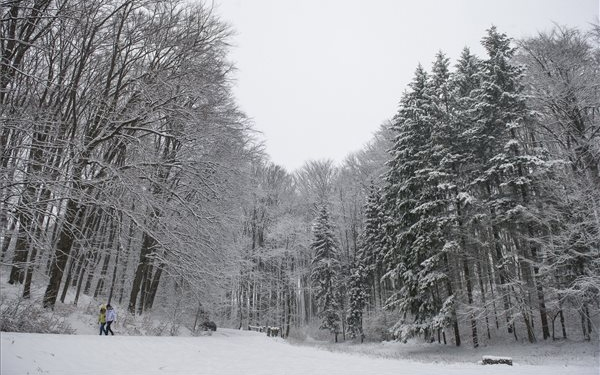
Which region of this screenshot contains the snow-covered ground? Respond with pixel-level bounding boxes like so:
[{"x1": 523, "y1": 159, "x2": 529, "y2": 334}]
[
  {"x1": 2, "y1": 328, "x2": 598, "y2": 375},
  {"x1": 1, "y1": 281, "x2": 598, "y2": 374},
  {"x1": 292, "y1": 334, "x2": 599, "y2": 368}
]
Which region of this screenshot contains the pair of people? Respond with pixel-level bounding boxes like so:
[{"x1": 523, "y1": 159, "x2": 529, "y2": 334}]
[{"x1": 98, "y1": 304, "x2": 117, "y2": 335}]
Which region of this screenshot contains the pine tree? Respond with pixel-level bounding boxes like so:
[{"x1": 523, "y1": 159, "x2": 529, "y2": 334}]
[
  {"x1": 381, "y1": 64, "x2": 450, "y2": 342},
  {"x1": 424, "y1": 51, "x2": 463, "y2": 346},
  {"x1": 310, "y1": 205, "x2": 341, "y2": 342},
  {"x1": 470, "y1": 26, "x2": 552, "y2": 342},
  {"x1": 359, "y1": 183, "x2": 385, "y2": 307},
  {"x1": 445, "y1": 47, "x2": 486, "y2": 347},
  {"x1": 347, "y1": 260, "x2": 368, "y2": 341}
]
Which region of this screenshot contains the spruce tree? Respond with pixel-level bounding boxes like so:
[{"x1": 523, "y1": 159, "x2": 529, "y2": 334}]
[
  {"x1": 381, "y1": 65, "x2": 445, "y2": 342},
  {"x1": 310, "y1": 205, "x2": 341, "y2": 342},
  {"x1": 471, "y1": 26, "x2": 552, "y2": 342},
  {"x1": 445, "y1": 47, "x2": 486, "y2": 347},
  {"x1": 425, "y1": 51, "x2": 463, "y2": 346},
  {"x1": 347, "y1": 260, "x2": 368, "y2": 341},
  {"x1": 359, "y1": 183, "x2": 385, "y2": 307}
]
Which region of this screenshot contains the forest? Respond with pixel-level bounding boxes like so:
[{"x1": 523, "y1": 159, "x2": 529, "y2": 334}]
[{"x1": 1, "y1": 0, "x2": 599, "y2": 348}]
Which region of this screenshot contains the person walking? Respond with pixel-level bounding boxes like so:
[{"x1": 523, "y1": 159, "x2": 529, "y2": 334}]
[
  {"x1": 98, "y1": 306, "x2": 107, "y2": 335},
  {"x1": 105, "y1": 304, "x2": 116, "y2": 335}
]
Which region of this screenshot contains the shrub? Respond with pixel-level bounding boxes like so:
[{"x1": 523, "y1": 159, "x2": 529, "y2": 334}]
[
  {"x1": 0, "y1": 298, "x2": 74, "y2": 334},
  {"x1": 201, "y1": 320, "x2": 217, "y2": 331}
]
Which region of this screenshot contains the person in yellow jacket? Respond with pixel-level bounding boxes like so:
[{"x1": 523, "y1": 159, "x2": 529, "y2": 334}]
[{"x1": 98, "y1": 306, "x2": 107, "y2": 335}]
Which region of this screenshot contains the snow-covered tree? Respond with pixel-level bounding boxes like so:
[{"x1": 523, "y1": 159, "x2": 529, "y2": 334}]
[
  {"x1": 381, "y1": 64, "x2": 451, "y2": 342},
  {"x1": 347, "y1": 260, "x2": 368, "y2": 341},
  {"x1": 468, "y1": 26, "x2": 555, "y2": 342},
  {"x1": 518, "y1": 25, "x2": 600, "y2": 341},
  {"x1": 357, "y1": 184, "x2": 385, "y2": 308},
  {"x1": 310, "y1": 205, "x2": 341, "y2": 342}
]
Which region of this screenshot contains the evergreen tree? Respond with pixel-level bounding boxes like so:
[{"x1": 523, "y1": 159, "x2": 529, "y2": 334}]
[
  {"x1": 358, "y1": 183, "x2": 385, "y2": 307},
  {"x1": 381, "y1": 64, "x2": 448, "y2": 342},
  {"x1": 347, "y1": 260, "x2": 368, "y2": 341},
  {"x1": 310, "y1": 205, "x2": 341, "y2": 342},
  {"x1": 444, "y1": 47, "x2": 486, "y2": 347},
  {"x1": 470, "y1": 26, "x2": 552, "y2": 342},
  {"x1": 424, "y1": 51, "x2": 463, "y2": 346}
]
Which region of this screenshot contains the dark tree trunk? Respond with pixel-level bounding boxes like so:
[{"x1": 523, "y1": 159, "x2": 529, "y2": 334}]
[
  {"x1": 22, "y1": 243, "x2": 39, "y2": 299},
  {"x1": 71, "y1": 252, "x2": 86, "y2": 287},
  {"x1": 558, "y1": 298, "x2": 567, "y2": 339},
  {"x1": 118, "y1": 208, "x2": 135, "y2": 304},
  {"x1": 128, "y1": 231, "x2": 156, "y2": 314},
  {"x1": 285, "y1": 291, "x2": 292, "y2": 338},
  {"x1": 8, "y1": 216, "x2": 31, "y2": 285},
  {"x1": 83, "y1": 252, "x2": 100, "y2": 295},
  {"x1": 73, "y1": 256, "x2": 88, "y2": 306},
  {"x1": 93, "y1": 253, "x2": 111, "y2": 298},
  {"x1": 60, "y1": 250, "x2": 82, "y2": 303},
  {"x1": 138, "y1": 261, "x2": 153, "y2": 315},
  {"x1": 443, "y1": 253, "x2": 461, "y2": 346},
  {"x1": 0, "y1": 220, "x2": 16, "y2": 262},
  {"x1": 457, "y1": 200, "x2": 478, "y2": 348},
  {"x1": 107, "y1": 240, "x2": 120, "y2": 305},
  {"x1": 43, "y1": 197, "x2": 80, "y2": 308},
  {"x1": 464, "y1": 257, "x2": 478, "y2": 348},
  {"x1": 144, "y1": 262, "x2": 164, "y2": 311},
  {"x1": 62, "y1": 207, "x2": 102, "y2": 301},
  {"x1": 476, "y1": 259, "x2": 492, "y2": 339}
]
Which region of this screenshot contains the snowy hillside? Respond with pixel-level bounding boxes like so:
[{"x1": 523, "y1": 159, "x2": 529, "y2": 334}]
[{"x1": 1, "y1": 329, "x2": 598, "y2": 375}]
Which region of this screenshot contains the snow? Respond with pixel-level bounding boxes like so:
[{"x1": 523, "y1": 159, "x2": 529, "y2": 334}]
[{"x1": 2, "y1": 329, "x2": 597, "y2": 375}]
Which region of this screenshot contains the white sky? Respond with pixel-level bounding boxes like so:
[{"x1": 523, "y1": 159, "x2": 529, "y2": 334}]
[{"x1": 214, "y1": 0, "x2": 599, "y2": 172}]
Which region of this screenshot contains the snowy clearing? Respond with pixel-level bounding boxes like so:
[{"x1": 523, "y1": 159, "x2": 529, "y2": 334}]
[{"x1": 2, "y1": 329, "x2": 597, "y2": 375}]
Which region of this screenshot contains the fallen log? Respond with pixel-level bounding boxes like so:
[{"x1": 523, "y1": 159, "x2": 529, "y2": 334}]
[{"x1": 482, "y1": 355, "x2": 513, "y2": 366}]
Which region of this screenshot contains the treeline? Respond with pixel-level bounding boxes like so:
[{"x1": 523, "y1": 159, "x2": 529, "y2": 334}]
[
  {"x1": 1, "y1": 0, "x2": 257, "y2": 323},
  {"x1": 358, "y1": 26, "x2": 600, "y2": 346},
  {"x1": 228, "y1": 26, "x2": 599, "y2": 346}
]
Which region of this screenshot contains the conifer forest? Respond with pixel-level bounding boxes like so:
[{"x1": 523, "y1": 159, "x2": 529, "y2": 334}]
[{"x1": 1, "y1": 0, "x2": 599, "y2": 347}]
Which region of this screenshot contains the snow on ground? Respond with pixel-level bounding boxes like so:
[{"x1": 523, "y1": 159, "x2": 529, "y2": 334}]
[
  {"x1": 290, "y1": 334, "x2": 600, "y2": 368},
  {"x1": 2, "y1": 329, "x2": 598, "y2": 375}
]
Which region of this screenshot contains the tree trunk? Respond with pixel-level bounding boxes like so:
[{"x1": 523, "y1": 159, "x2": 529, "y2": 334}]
[
  {"x1": 8, "y1": 217, "x2": 31, "y2": 285},
  {"x1": 463, "y1": 257, "x2": 478, "y2": 348},
  {"x1": 83, "y1": 251, "x2": 101, "y2": 295},
  {"x1": 61, "y1": 207, "x2": 102, "y2": 302},
  {"x1": 73, "y1": 255, "x2": 89, "y2": 306},
  {"x1": 22, "y1": 242, "x2": 39, "y2": 299},
  {"x1": 43, "y1": 197, "x2": 80, "y2": 308},
  {"x1": 0, "y1": 220, "x2": 16, "y2": 262},
  {"x1": 93, "y1": 253, "x2": 111, "y2": 298},
  {"x1": 530, "y1": 244, "x2": 550, "y2": 340},
  {"x1": 118, "y1": 208, "x2": 135, "y2": 304},
  {"x1": 107, "y1": 242, "x2": 120, "y2": 305},
  {"x1": 476, "y1": 259, "x2": 492, "y2": 339},
  {"x1": 457, "y1": 200, "x2": 478, "y2": 347},
  {"x1": 60, "y1": 250, "x2": 82, "y2": 303},
  {"x1": 128, "y1": 230, "x2": 156, "y2": 314},
  {"x1": 144, "y1": 262, "x2": 164, "y2": 311}
]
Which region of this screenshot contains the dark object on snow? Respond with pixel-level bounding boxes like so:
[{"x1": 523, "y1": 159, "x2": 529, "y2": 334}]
[
  {"x1": 266, "y1": 326, "x2": 280, "y2": 337},
  {"x1": 248, "y1": 325, "x2": 266, "y2": 332},
  {"x1": 482, "y1": 356, "x2": 513, "y2": 366},
  {"x1": 201, "y1": 321, "x2": 217, "y2": 331}
]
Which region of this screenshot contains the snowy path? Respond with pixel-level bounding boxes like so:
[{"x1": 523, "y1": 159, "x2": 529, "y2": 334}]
[{"x1": 1, "y1": 329, "x2": 596, "y2": 375}]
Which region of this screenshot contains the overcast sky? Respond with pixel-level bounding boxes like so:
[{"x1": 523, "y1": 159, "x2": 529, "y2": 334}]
[{"x1": 215, "y1": 0, "x2": 599, "y2": 172}]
